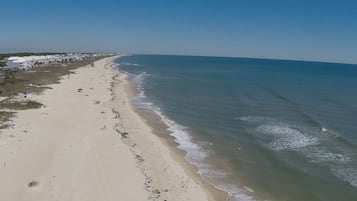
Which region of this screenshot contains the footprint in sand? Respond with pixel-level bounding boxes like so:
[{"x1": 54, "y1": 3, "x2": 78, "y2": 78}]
[
  {"x1": 101, "y1": 125, "x2": 107, "y2": 130},
  {"x1": 28, "y1": 181, "x2": 39, "y2": 188}
]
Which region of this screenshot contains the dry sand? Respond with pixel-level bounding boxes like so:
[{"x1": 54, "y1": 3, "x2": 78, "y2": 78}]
[{"x1": 0, "y1": 56, "x2": 227, "y2": 201}]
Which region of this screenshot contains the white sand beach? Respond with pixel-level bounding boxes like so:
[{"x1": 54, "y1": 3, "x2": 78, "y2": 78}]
[{"x1": 0, "y1": 56, "x2": 226, "y2": 201}]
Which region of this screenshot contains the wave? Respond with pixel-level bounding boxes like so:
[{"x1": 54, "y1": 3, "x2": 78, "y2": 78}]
[
  {"x1": 331, "y1": 167, "x2": 357, "y2": 188},
  {"x1": 318, "y1": 96, "x2": 357, "y2": 116},
  {"x1": 121, "y1": 62, "x2": 140, "y2": 66},
  {"x1": 131, "y1": 73, "x2": 209, "y2": 162},
  {"x1": 239, "y1": 115, "x2": 357, "y2": 189},
  {"x1": 321, "y1": 127, "x2": 357, "y2": 148},
  {"x1": 304, "y1": 147, "x2": 352, "y2": 163},
  {"x1": 240, "y1": 116, "x2": 320, "y2": 151},
  {"x1": 240, "y1": 115, "x2": 356, "y2": 148},
  {"x1": 255, "y1": 123, "x2": 319, "y2": 151},
  {"x1": 260, "y1": 86, "x2": 324, "y2": 128},
  {"x1": 129, "y1": 73, "x2": 258, "y2": 201},
  {"x1": 111, "y1": 62, "x2": 120, "y2": 68},
  {"x1": 235, "y1": 116, "x2": 275, "y2": 123},
  {"x1": 260, "y1": 85, "x2": 295, "y2": 105}
]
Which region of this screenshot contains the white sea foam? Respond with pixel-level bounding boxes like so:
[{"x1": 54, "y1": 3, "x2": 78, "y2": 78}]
[
  {"x1": 331, "y1": 167, "x2": 357, "y2": 188},
  {"x1": 214, "y1": 184, "x2": 256, "y2": 201},
  {"x1": 132, "y1": 72, "x2": 147, "y2": 86},
  {"x1": 239, "y1": 114, "x2": 357, "y2": 190},
  {"x1": 142, "y1": 105, "x2": 259, "y2": 200},
  {"x1": 130, "y1": 73, "x2": 258, "y2": 201},
  {"x1": 304, "y1": 147, "x2": 352, "y2": 163},
  {"x1": 137, "y1": 90, "x2": 146, "y2": 98},
  {"x1": 303, "y1": 146, "x2": 357, "y2": 189},
  {"x1": 320, "y1": 127, "x2": 341, "y2": 138},
  {"x1": 122, "y1": 62, "x2": 140, "y2": 66},
  {"x1": 155, "y1": 110, "x2": 209, "y2": 162},
  {"x1": 256, "y1": 123, "x2": 319, "y2": 151},
  {"x1": 235, "y1": 116, "x2": 275, "y2": 123},
  {"x1": 131, "y1": 73, "x2": 150, "y2": 108},
  {"x1": 111, "y1": 63, "x2": 120, "y2": 68},
  {"x1": 131, "y1": 73, "x2": 208, "y2": 162},
  {"x1": 254, "y1": 121, "x2": 357, "y2": 189},
  {"x1": 243, "y1": 185, "x2": 254, "y2": 193}
]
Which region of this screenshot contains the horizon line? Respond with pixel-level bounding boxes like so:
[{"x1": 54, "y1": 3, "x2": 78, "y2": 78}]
[
  {"x1": 1, "y1": 51, "x2": 357, "y2": 66},
  {"x1": 128, "y1": 53, "x2": 357, "y2": 66}
]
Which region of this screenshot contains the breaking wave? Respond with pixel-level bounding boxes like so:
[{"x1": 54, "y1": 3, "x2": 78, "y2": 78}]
[
  {"x1": 255, "y1": 123, "x2": 319, "y2": 151},
  {"x1": 129, "y1": 73, "x2": 258, "y2": 201},
  {"x1": 239, "y1": 115, "x2": 357, "y2": 189}
]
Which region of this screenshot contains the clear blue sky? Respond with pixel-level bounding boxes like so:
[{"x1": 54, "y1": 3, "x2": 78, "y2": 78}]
[{"x1": 1, "y1": 0, "x2": 357, "y2": 64}]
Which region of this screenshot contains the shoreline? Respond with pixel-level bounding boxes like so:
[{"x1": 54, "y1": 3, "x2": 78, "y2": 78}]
[
  {"x1": 109, "y1": 57, "x2": 228, "y2": 201},
  {"x1": 0, "y1": 56, "x2": 227, "y2": 201},
  {"x1": 123, "y1": 70, "x2": 233, "y2": 200}
]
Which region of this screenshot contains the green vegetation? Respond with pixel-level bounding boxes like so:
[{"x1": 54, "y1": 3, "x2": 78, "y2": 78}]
[
  {"x1": 0, "y1": 56, "x2": 104, "y2": 130},
  {"x1": 0, "y1": 72, "x2": 16, "y2": 86},
  {"x1": 0, "y1": 111, "x2": 15, "y2": 129},
  {"x1": 0, "y1": 100, "x2": 43, "y2": 110}
]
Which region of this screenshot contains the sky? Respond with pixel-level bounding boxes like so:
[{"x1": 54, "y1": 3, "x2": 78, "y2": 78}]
[{"x1": 1, "y1": 0, "x2": 357, "y2": 64}]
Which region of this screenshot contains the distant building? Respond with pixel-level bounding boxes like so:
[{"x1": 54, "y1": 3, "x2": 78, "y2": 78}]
[
  {"x1": 6, "y1": 57, "x2": 32, "y2": 70},
  {"x1": 4, "y1": 53, "x2": 100, "y2": 71}
]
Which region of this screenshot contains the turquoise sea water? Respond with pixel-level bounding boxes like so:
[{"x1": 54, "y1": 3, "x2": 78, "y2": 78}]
[{"x1": 115, "y1": 55, "x2": 357, "y2": 201}]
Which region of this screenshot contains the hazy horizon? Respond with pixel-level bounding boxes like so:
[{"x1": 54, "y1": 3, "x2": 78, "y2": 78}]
[{"x1": 1, "y1": 0, "x2": 357, "y2": 64}]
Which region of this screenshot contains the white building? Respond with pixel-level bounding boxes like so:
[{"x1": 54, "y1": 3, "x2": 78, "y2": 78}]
[
  {"x1": 5, "y1": 53, "x2": 98, "y2": 71},
  {"x1": 6, "y1": 57, "x2": 32, "y2": 70}
]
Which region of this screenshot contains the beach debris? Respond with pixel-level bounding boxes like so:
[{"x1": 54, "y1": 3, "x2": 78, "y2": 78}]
[
  {"x1": 151, "y1": 189, "x2": 161, "y2": 199},
  {"x1": 135, "y1": 154, "x2": 144, "y2": 163},
  {"x1": 77, "y1": 88, "x2": 83, "y2": 92},
  {"x1": 116, "y1": 129, "x2": 129, "y2": 138},
  {"x1": 152, "y1": 189, "x2": 160, "y2": 194},
  {"x1": 115, "y1": 129, "x2": 129, "y2": 138},
  {"x1": 28, "y1": 181, "x2": 39, "y2": 188},
  {"x1": 94, "y1": 100, "x2": 100, "y2": 104},
  {"x1": 121, "y1": 132, "x2": 129, "y2": 138}
]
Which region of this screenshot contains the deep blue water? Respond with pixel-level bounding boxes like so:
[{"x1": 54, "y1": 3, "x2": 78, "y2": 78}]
[{"x1": 115, "y1": 55, "x2": 357, "y2": 201}]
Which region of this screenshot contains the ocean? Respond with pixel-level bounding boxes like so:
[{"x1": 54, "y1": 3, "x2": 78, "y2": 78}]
[{"x1": 115, "y1": 55, "x2": 357, "y2": 201}]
